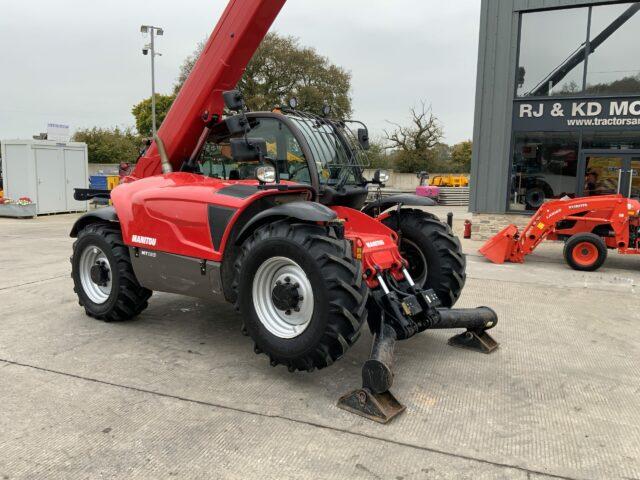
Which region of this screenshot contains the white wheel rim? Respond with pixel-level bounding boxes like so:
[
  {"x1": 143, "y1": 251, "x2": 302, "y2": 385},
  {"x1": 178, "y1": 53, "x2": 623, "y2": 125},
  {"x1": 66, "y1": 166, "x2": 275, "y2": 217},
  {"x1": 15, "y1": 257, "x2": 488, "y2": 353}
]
[
  {"x1": 252, "y1": 256, "x2": 314, "y2": 339},
  {"x1": 79, "y1": 245, "x2": 112, "y2": 304}
]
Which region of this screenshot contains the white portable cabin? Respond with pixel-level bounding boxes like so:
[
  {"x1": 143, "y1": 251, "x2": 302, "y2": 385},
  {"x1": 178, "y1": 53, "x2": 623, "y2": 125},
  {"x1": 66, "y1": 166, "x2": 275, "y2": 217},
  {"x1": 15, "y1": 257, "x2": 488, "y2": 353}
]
[{"x1": 1, "y1": 139, "x2": 88, "y2": 214}]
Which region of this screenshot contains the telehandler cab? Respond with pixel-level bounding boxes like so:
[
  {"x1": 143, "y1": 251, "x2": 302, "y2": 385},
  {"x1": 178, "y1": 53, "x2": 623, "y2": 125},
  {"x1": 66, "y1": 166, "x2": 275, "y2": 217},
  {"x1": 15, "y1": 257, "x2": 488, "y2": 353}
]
[{"x1": 70, "y1": 0, "x2": 499, "y2": 423}]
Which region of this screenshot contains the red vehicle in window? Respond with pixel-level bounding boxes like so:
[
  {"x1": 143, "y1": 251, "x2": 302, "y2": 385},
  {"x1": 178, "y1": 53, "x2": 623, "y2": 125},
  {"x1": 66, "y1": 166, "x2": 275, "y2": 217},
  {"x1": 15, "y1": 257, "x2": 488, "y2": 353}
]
[{"x1": 69, "y1": 0, "x2": 499, "y2": 422}]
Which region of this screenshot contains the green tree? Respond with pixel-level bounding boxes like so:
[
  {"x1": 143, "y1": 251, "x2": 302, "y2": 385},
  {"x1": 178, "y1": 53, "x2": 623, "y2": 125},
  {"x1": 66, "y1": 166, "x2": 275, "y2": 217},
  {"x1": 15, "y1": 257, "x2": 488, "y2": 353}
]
[
  {"x1": 131, "y1": 94, "x2": 176, "y2": 137},
  {"x1": 450, "y1": 140, "x2": 472, "y2": 173},
  {"x1": 384, "y1": 102, "x2": 444, "y2": 173},
  {"x1": 366, "y1": 138, "x2": 393, "y2": 169},
  {"x1": 72, "y1": 127, "x2": 141, "y2": 164},
  {"x1": 174, "y1": 33, "x2": 352, "y2": 117},
  {"x1": 174, "y1": 40, "x2": 206, "y2": 94}
]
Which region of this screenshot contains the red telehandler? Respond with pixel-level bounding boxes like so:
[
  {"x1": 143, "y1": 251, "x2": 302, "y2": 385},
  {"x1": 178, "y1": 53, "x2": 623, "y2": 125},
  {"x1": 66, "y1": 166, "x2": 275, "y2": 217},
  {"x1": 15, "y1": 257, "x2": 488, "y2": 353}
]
[
  {"x1": 480, "y1": 195, "x2": 640, "y2": 271},
  {"x1": 70, "y1": 0, "x2": 499, "y2": 423}
]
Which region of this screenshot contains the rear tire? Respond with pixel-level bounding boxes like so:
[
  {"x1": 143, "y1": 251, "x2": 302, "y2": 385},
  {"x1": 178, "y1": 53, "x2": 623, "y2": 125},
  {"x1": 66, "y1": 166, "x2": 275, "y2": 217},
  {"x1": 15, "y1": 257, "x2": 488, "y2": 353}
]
[
  {"x1": 233, "y1": 219, "x2": 368, "y2": 372},
  {"x1": 563, "y1": 233, "x2": 607, "y2": 271},
  {"x1": 71, "y1": 223, "x2": 152, "y2": 321},
  {"x1": 382, "y1": 209, "x2": 466, "y2": 307}
]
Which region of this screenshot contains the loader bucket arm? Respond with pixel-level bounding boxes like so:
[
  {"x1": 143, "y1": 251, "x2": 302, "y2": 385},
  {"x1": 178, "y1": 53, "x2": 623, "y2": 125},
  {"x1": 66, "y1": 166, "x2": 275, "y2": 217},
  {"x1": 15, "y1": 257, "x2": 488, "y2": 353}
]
[
  {"x1": 131, "y1": 0, "x2": 287, "y2": 179},
  {"x1": 479, "y1": 198, "x2": 577, "y2": 264}
]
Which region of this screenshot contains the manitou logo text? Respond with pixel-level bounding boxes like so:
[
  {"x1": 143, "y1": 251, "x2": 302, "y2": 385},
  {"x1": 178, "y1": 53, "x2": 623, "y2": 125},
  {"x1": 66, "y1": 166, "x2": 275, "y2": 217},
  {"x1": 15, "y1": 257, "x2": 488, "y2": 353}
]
[
  {"x1": 132, "y1": 235, "x2": 157, "y2": 247},
  {"x1": 366, "y1": 240, "x2": 385, "y2": 248}
]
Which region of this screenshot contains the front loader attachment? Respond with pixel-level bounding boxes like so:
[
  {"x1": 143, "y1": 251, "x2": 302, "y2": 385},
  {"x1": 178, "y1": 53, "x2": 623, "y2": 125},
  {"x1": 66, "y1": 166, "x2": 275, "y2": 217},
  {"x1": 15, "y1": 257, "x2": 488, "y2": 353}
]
[{"x1": 479, "y1": 224, "x2": 522, "y2": 264}]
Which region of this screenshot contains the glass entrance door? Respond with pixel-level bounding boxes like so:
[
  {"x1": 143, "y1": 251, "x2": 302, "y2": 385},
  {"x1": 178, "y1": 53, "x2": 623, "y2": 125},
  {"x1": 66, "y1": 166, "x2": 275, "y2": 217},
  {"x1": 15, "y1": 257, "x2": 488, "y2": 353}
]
[
  {"x1": 629, "y1": 158, "x2": 640, "y2": 199},
  {"x1": 579, "y1": 150, "x2": 640, "y2": 199}
]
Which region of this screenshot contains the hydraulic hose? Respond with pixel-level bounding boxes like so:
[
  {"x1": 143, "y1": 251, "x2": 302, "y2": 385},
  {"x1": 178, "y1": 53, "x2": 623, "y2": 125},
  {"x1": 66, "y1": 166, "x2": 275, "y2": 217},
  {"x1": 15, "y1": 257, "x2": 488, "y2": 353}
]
[{"x1": 154, "y1": 134, "x2": 173, "y2": 174}]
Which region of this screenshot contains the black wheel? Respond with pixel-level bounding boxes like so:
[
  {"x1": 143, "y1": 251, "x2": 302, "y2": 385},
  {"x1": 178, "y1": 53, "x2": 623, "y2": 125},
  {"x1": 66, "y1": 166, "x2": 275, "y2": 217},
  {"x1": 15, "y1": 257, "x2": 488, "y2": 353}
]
[
  {"x1": 382, "y1": 209, "x2": 466, "y2": 308},
  {"x1": 525, "y1": 187, "x2": 546, "y2": 210},
  {"x1": 71, "y1": 223, "x2": 152, "y2": 321},
  {"x1": 233, "y1": 219, "x2": 368, "y2": 372},
  {"x1": 563, "y1": 233, "x2": 607, "y2": 272}
]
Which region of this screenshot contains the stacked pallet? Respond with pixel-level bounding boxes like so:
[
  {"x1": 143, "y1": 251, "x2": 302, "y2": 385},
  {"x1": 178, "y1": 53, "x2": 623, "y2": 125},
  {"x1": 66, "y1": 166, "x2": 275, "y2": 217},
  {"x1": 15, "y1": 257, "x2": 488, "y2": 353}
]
[{"x1": 438, "y1": 187, "x2": 470, "y2": 206}]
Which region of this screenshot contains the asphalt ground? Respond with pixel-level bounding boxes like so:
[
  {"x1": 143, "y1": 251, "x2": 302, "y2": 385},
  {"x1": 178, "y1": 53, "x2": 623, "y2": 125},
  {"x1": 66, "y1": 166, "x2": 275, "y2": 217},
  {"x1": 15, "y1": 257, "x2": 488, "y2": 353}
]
[{"x1": 0, "y1": 211, "x2": 638, "y2": 480}]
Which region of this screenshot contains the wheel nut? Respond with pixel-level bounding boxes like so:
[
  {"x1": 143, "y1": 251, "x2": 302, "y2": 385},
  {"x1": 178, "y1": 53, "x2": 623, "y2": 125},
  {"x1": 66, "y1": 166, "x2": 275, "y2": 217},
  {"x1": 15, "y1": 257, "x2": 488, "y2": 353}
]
[
  {"x1": 294, "y1": 283, "x2": 299, "y2": 288},
  {"x1": 285, "y1": 309, "x2": 292, "y2": 315},
  {"x1": 276, "y1": 280, "x2": 282, "y2": 286},
  {"x1": 298, "y1": 295, "x2": 303, "y2": 301},
  {"x1": 294, "y1": 307, "x2": 300, "y2": 312},
  {"x1": 285, "y1": 276, "x2": 291, "y2": 283}
]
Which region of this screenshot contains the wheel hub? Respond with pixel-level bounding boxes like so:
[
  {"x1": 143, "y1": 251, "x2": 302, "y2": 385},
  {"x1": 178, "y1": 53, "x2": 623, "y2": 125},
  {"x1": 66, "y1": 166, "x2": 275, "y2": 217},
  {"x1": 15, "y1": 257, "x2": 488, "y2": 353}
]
[
  {"x1": 572, "y1": 241, "x2": 598, "y2": 266},
  {"x1": 271, "y1": 278, "x2": 302, "y2": 313},
  {"x1": 90, "y1": 261, "x2": 110, "y2": 286},
  {"x1": 78, "y1": 246, "x2": 113, "y2": 304},
  {"x1": 252, "y1": 257, "x2": 314, "y2": 339}
]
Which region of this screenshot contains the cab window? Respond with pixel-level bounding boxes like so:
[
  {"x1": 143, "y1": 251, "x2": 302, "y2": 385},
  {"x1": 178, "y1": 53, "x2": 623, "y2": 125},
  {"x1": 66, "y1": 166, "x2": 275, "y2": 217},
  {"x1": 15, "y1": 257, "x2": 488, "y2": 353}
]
[{"x1": 200, "y1": 117, "x2": 310, "y2": 184}]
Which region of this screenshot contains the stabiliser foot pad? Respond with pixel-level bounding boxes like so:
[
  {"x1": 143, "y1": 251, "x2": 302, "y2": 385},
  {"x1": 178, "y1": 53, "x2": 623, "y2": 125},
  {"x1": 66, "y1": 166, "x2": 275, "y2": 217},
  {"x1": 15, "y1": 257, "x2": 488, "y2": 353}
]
[
  {"x1": 448, "y1": 329, "x2": 499, "y2": 354},
  {"x1": 337, "y1": 388, "x2": 405, "y2": 424}
]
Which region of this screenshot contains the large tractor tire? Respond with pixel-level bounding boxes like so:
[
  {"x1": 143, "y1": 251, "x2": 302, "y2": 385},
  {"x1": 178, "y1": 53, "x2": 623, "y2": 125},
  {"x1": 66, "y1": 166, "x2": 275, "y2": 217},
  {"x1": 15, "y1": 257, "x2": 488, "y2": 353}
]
[
  {"x1": 71, "y1": 224, "x2": 152, "y2": 321},
  {"x1": 563, "y1": 232, "x2": 607, "y2": 272},
  {"x1": 382, "y1": 209, "x2": 466, "y2": 308},
  {"x1": 233, "y1": 219, "x2": 368, "y2": 372}
]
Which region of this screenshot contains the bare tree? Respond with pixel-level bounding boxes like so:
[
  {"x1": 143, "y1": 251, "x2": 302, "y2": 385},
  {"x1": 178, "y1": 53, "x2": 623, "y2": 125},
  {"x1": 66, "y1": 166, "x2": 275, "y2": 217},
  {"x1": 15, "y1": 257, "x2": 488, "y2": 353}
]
[{"x1": 384, "y1": 101, "x2": 443, "y2": 152}]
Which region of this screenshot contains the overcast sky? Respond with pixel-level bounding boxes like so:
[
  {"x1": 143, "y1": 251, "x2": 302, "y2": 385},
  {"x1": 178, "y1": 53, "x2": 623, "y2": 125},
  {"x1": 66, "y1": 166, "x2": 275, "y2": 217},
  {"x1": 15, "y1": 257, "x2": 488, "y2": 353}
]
[{"x1": 0, "y1": 1, "x2": 480, "y2": 144}]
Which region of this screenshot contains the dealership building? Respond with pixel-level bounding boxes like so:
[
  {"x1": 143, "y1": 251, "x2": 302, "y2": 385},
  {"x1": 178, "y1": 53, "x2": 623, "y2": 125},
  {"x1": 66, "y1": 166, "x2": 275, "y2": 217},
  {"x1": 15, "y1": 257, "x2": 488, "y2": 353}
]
[{"x1": 470, "y1": 0, "x2": 640, "y2": 238}]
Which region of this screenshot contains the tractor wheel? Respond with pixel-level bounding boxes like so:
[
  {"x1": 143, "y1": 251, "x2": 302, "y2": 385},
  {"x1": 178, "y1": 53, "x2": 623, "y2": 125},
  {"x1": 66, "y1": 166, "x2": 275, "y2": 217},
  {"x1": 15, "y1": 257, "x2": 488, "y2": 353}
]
[
  {"x1": 563, "y1": 233, "x2": 607, "y2": 272},
  {"x1": 525, "y1": 187, "x2": 546, "y2": 210},
  {"x1": 382, "y1": 209, "x2": 466, "y2": 307},
  {"x1": 71, "y1": 224, "x2": 152, "y2": 321},
  {"x1": 233, "y1": 219, "x2": 368, "y2": 372}
]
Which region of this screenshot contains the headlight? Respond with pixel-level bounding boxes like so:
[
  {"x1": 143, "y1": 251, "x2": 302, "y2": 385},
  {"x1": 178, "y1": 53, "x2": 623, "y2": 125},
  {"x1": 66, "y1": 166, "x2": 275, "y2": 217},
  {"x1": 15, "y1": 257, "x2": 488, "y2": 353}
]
[
  {"x1": 256, "y1": 165, "x2": 276, "y2": 183},
  {"x1": 375, "y1": 169, "x2": 390, "y2": 184}
]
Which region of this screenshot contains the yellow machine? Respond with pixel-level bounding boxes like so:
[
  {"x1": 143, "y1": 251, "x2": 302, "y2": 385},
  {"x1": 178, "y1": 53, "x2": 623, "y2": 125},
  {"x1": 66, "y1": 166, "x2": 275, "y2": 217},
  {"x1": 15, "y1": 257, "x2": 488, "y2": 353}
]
[{"x1": 429, "y1": 174, "x2": 469, "y2": 187}]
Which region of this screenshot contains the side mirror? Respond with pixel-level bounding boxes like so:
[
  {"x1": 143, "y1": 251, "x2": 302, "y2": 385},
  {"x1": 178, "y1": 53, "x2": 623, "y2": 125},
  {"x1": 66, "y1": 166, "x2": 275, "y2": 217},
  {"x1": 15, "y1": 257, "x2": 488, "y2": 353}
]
[
  {"x1": 357, "y1": 128, "x2": 370, "y2": 150},
  {"x1": 229, "y1": 137, "x2": 267, "y2": 162},
  {"x1": 223, "y1": 90, "x2": 246, "y2": 111},
  {"x1": 225, "y1": 115, "x2": 250, "y2": 136}
]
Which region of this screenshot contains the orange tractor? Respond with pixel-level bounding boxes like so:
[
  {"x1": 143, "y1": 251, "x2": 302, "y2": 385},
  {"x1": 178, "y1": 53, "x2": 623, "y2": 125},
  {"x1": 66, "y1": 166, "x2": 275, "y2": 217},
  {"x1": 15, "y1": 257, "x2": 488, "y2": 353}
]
[{"x1": 480, "y1": 195, "x2": 640, "y2": 271}]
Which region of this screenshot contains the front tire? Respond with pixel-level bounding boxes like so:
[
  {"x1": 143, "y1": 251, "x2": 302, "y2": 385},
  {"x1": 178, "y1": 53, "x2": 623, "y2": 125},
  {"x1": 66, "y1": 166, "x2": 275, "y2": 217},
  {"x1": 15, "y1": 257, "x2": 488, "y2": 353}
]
[
  {"x1": 382, "y1": 209, "x2": 466, "y2": 307},
  {"x1": 72, "y1": 224, "x2": 152, "y2": 321},
  {"x1": 234, "y1": 220, "x2": 368, "y2": 372},
  {"x1": 563, "y1": 233, "x2": 607, "y2": 271}
]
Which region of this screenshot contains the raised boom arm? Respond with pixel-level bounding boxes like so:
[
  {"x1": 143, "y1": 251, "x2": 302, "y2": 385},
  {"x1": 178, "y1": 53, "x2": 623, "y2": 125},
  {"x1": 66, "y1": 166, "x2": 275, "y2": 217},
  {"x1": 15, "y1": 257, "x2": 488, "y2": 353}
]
[{"x1": 132, "y1": 0, "x2": 287, "y2": 179}]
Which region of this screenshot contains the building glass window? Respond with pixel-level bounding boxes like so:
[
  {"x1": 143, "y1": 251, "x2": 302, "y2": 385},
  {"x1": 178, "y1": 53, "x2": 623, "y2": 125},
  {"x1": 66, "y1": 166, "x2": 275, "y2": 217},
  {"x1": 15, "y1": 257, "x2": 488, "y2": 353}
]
[
  {"x1": 585, "y1": 3, "x2": 640, "y2": 95},
  {"x1": 516, "y1": 8, "x2": 589, "y2": 97},
  {"x1": 581, "y1": 130, "x2": 640, "y2": 150},
  {"x1": 509, "y1": 132, "x2": 579, "y2": 211}
]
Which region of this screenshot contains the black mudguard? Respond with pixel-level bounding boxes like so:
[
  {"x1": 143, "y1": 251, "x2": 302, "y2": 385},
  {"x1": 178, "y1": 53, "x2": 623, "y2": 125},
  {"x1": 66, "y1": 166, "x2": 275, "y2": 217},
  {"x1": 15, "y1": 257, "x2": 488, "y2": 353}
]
[
  {"x1": 70, "y1": 207, "x2": 119, "y2": 237},
  {"x1": 235, "y1": 201, "x2": 337, "y2": 245},
  {"x1": 361, "y1": 194, "x2": 436, "y2": 217}
]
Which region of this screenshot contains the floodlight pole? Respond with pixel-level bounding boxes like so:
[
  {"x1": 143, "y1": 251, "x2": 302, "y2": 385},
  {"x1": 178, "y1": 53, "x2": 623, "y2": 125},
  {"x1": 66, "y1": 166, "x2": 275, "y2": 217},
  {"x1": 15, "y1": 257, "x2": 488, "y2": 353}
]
[
  {"x1": 150, "y1": 28, "x2": 157, "y2": 136},
  {"x1": 141, "y1": 25, "x2": 163, "y2": 137}
]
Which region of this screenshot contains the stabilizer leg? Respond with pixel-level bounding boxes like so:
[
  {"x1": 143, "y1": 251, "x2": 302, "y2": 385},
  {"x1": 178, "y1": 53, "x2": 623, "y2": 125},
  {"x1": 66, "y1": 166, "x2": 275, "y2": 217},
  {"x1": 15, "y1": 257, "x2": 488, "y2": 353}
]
[
  {"x1": 433, "y1": 307, "x2": 500, "y2": 354},
  {"x1": 337, "y1": 320, "x2": 406, "y2": 423},
  {"x1": 337, "y1": 389, "x2": 405, "y2": 424},
  {"x1": 448, "y1": 328, "x2": 499, "y2": 354}
]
